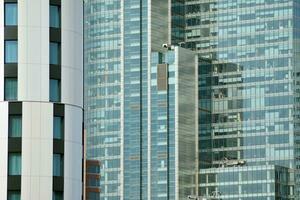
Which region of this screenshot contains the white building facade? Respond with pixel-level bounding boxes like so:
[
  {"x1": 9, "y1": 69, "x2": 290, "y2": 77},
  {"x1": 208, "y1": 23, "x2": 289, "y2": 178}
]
[{"x1": 0, "y1": 0, "x2": 83, "y2": 199}]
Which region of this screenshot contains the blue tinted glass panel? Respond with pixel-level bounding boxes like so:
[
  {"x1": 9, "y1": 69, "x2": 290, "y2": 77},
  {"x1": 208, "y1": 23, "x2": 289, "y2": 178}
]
[
  {"x1": 52, "y1": 191, "x2": 63, "y2": 200},
  {"x1": 50, "y1": 79, "x2": 60, "y2": 102},
  {"x1": 53, "y1": 116, "x2": 63, "y2": 139},
  {"x1": 5, "y1": 78, "x2": 17, "y2": 100},
  {"x1": 50, "y1": 42, "x2": 60, "y2": 65},
  {"x1": 5, "y1": 3, "x2": 17, "y2": 26},
  {"x1": 9, "y1": 115, "x2": 22, "y2": 137},
  {"x1": 8, "y1": 153, "x2": 21, "y2": 175},
  {"x1": 53, "y1": 153, "x2": 63, "y2": 176},
  {"x1": 5, "y1": 41, "x2": 18, "y2": 63},
  {"x1": 8, "y1": 191, "x2": 20, "y2": 200},
  {"x1": 50, "y1": 5, "x2": 60, "y2": 28}
]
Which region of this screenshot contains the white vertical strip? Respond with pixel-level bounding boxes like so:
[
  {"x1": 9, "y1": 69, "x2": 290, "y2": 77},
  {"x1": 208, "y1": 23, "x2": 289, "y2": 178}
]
[
  {"x1": 168, "y1": 0, "x2": 171, "y2": 44},
  {"x1": 64, "y1": 105, "x2": 82, "y2": 200},
  {"x1": 18, "y1": 0, "x2": 49, "y2": 102},
  {"x1": 0, "y1": 102, "x2": 8, "y2": 200},
  {"x1": 174, "y1": 47, "x2": 179, "y2": 200},
  {"x1": 147, "y1": 0, "x2": 152, "y2": 199},
  {"x1": 194, "y1": 55, "x2": 199, "y2": 196},
  {"x1": 0, "y1": 1, "x2": 4, "y2": 101},
  {"x1": 64, "y1": 106, "x2": 82, "y2": 200},
  {"x1": 61, "y1": 0, "x2": 83, "y2": 107},
  {"x1": 21, "y1": 102, "x2": 53, "y2": 200}
]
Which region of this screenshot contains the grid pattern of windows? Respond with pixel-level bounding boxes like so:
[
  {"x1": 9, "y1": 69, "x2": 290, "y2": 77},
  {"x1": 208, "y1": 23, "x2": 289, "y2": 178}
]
[
  {"x1": 187, "y1": 0, "x2": 298, "y2": 198},
  {"x1": 199, "y1": 166, "x2": 289, "y2": 199},
  {"x1": 84, "y1": 1, "x2": 122, "y2": 199}
]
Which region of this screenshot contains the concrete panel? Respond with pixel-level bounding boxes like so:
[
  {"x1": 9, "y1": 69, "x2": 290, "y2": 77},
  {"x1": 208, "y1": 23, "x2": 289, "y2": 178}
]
[
  {"x1": 61, "y1": 67, "x2": 83, "y2": 107},
  {"x1": 65, "y1": 105, "x2": 82, "y2": 144},
  {"x1": 64, "y1": 142, "x2": 82, "y2": 200},
  {"x1": 18, "y1": 1, "x2": 49, "y2": 101},
  {"x1": 22, "y1": 102, "x2": 53, "y2": 200}
]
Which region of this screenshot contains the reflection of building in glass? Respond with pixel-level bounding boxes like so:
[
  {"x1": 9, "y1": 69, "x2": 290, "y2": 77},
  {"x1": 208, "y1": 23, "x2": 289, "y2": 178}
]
[
  {"x1": 150, "y1": 46, "x2": 198, "y2": 199},
  {"x1": 199, "y1": 165, "x2": 290, "y2": 199},
  {"x1": 188, "y1": 0, "x2": 299, "y2": 199},
  {"x1": 85, "y1": 160, "x2": 101, "y2": 200},
  {"x1": 84, "y1": 1, "x2": 198, "y2": 199}
]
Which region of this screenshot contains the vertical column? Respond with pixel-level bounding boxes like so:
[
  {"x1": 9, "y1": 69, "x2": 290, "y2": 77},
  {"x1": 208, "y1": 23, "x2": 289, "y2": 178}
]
[
  {"x1": 8, "y1": 102, "x2": 22, "y2": 200},
  {"x1": 53, "y1": 103, "x2": 64, "y2": 199},
  {"x1": 21, "y1": 102, "x2": 53, "y2": 200},
  {"x1": 18, "y1": 0, "x2": 49, "y2": 101},
  {"x1": 49, "y1": 0, "x2": 62, "y2": 103},
  {"x1": 0, "y1": 102, "x2": 8, "y2": 199},
  {"x1": 4, "y1": 0, "x2": 18, "y2": 101}
]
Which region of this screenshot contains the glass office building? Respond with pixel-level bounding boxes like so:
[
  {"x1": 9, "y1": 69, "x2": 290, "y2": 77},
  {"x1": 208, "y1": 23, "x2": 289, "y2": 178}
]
[
  {"x1": 199, "y1": 165, "x2": 290, "y2": 199},
  {"x1": 185, "y1": 0, "x2": 300, "y2": 199},
  {"x1": 150, "y1": 46, "x2": 198, "y2": 199},
  {"x1": 84, "y1": 1, "x2": 122, "y2": 199},
  {"x1": 84, "y1": 1, "x2": 198, "y2": 200}
]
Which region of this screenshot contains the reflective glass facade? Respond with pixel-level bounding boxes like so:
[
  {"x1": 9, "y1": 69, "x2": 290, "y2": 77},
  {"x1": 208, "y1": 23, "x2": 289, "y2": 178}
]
[
  {"x1": 84, "y1": 1, "x2": 122, "y2": 199},
  {"x1": 185, "y1": 0, "x2": 300, "y2": 198},
  {"x1": 199, "y1": 166, "x2": 290, "y2": 199},
  {"x1": 150, "y1": 47, "x2": 198, "y2": 199}
]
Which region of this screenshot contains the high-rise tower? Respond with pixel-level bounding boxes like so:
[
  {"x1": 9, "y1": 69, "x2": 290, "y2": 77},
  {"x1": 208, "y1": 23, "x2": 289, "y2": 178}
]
[
  {"x1": 0, "y1": 0, "x2": 83, "y2": 199},
  {"x1": 185, "y1": 0, "x2": 300, "y2": 199},
  {"x1": 84, "y1": 1, "x2": 198, "y2": 199}
]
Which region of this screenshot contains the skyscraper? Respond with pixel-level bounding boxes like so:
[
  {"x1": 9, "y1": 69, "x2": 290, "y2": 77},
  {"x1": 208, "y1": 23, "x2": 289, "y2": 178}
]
[
  {"x1": 84, "y1": 1, "x2": 198, "y2": 199},
  {"x1": 185, "y1": 0, "x2": 300, "y2": 199},
  {"x1": 0, "y1": 0, "x2": 83, "y2": 199}
]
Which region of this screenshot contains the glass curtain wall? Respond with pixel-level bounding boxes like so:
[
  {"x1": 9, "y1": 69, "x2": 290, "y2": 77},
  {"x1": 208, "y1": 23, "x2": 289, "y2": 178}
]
[{"x1": 84, "y1": 1, "x2": 122, "y2": 199}]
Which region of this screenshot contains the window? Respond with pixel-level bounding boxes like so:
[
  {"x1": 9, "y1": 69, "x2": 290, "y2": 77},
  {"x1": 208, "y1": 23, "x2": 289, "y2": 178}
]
[
  {"x1": 53, "y1": 116, "x2": 63, "y2": 139},
  {"x1": 5, "y1": 41, "x2": 18, "y2": 63},
  {"x1": 5, "y1": 3, "x2": 17, "y2": 26},
  {"x1": 50, "y1": 79, "x2": 61, "y2": 102},
  {"x1": 8, "y1": 153, "x2": 21, "y2": 175},
  {"x1": 50, "y1": 5, "x2": 60, "y2": 28},
  {"x1": 7, "y1": 191, "x2": 20, "y2": 200},
  {"x1": 53, "y1": 154, "x2": 63, "y2": 176},
  {"x1": 88, "y1": 192, "x2": 100, "y2": 200},
  {"x1": 50, "y1": 42, "x2": 60, "y2": 65},
  {"x1": 5, "y1": 78, "x2": 17, "y2": 100},
  {"x1": 53, "y1": 191, "x2": 63, "y2": 200},
  {"x1": 9, "y1": 115, "x2": 22, "y2": 137}
]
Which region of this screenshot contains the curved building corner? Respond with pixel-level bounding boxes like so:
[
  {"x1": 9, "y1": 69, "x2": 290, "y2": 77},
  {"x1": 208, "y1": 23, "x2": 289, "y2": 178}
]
[{"x1": 0, "y1": 0, "x2": 83, "y2": 199}]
